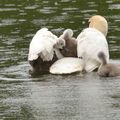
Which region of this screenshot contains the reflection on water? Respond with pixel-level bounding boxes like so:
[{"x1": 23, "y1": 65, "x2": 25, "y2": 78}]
[
  {"x1": 0, "y1": 0, "x2": 120, "y2": 119},
  {"x1": 0, "y1": 74, "x2": 120, "y2": 120}
]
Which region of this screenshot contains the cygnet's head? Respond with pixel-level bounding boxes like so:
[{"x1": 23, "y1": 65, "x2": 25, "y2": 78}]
[
  {"x1": 55, "y1": 38, "x2": 66, "y2": 49},
  {"x1": 60, "y1": 29, "x2": 74, "y2": 40},
  {"x1": 89, "y1": 15, "x2": 108, "y2": 37}
]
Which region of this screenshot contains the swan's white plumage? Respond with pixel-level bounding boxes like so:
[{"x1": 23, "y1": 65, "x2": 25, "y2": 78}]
[
  {"x1": 77, "y1": 28, "x2": 109, "y2": 72},
  {"x1": 50, "y1": 57, "x2": 84, "y2": 74},
  {"x1": 28, "y1": 28, "x2": 63, "y2": 61}
]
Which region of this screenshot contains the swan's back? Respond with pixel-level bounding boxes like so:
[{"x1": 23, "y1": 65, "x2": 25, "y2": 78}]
[
  {"x1": 28, "y1": 28, "x2": 59, "y2": 61},
  {"x1": 77, "y1": 28, "x2": 109, "y2": 72}
]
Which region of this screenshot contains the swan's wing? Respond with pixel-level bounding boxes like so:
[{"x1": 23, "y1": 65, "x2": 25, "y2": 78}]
[
  {"x1": 50, "y1": 57, "x2": 84, "y2": 74},
  {"x1": 77, "y1": 28, "x2": 109, "y2": 72},
  {"x1": 28, "y1": 28, "x2": 59, "y2": 61}
]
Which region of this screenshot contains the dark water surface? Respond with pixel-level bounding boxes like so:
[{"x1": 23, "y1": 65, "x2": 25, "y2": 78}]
[{"x1": 0, "y1": 0, "x2": 120, "y2": 120}]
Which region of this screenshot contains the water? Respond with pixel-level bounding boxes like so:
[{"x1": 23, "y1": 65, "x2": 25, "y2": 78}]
[{"x1": 0, "y1": 0, "x2": 120, "y2": 119}]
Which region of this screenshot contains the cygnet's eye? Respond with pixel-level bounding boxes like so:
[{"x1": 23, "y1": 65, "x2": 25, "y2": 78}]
[
  {"x1": 62, "y1": 40, "x2": 65, "y2": 45},
  {"x1": 79, "y1": 56, "x2": 83, "y2": 59},
  {"x1": 60, "y1": 42, "x2": 63, "y2": 46}
]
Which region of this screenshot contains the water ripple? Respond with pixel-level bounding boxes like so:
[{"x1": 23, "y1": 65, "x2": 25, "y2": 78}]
[
  {"x1": 0, "y1": 8, "x2": 18, "y2": 12},
  {"x1": 109, "y1": 4, "x2": 120, "y2": 10},
  {"x1": 0, "y1": 19, "x2": 17, "y2": 26}
]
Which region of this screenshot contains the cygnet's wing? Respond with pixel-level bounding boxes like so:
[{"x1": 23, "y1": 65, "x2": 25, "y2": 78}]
[
  {"x1": 28, "y1": 28, "x2": 59, "y2": 61},
  {"x1": 77, "y1": 28, "x2": 109, "y2": 72},
  {"x1": 50, "y1": 57, "x2": 84, "y2": 74}
]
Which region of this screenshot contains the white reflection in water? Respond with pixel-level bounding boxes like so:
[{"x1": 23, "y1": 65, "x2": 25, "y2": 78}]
[{"x1": 25, "y1": 74, "x2": 120, "y2": 120}]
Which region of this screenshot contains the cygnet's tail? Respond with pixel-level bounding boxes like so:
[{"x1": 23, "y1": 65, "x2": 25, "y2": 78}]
[{"x1": 98, "y1": 52, "x2": 107, "y2": 65}]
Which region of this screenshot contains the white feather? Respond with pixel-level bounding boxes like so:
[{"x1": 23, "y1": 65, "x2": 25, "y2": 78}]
[
  {"x1": 77, "y1": 28, "x2": 109, "y2": 72},
  {"x1": 28, "y1": 28, "x2": 60, "y2": 61},
  {"x1": 50, "y1": 57, "x2": 84, "y2": 74}
]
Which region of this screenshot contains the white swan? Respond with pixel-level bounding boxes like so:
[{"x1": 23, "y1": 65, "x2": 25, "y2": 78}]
[
  {"x1": 28, "y1": 28, "x2": 65, "y2": 75},
  {"x1": 77, "y1": 15, "x2": 109, "y2": 72},
  {"x1": 50, "y1": 15, "x2": 109, "y2": 75}
]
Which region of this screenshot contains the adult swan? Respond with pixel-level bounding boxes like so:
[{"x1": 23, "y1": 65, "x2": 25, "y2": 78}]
[
  {"x1": 28, "y1": 28, "x2": 65, "y2": 75},
  {"x1": 77, "y1": 15, "x2": 109, "y2": 72},
  {"x1": 50, "y1": 15, "x2": 109, "y2": 74}
]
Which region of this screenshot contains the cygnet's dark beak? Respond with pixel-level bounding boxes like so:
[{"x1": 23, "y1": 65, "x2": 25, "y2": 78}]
[
  {"x1": 63, "y1": 47, "x2": 69, "y2": 52},
  {"x1": 59, "y1": 46, "x2": 69, "y2": 53}
]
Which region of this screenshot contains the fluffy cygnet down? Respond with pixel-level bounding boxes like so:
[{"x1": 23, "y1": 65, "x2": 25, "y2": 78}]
[
  {"x1": 59, "y1": 29, "x2": 77, "y2": 57},
  {"x1": 98, "y1": 52, "x2": 120, "y2": 77}
]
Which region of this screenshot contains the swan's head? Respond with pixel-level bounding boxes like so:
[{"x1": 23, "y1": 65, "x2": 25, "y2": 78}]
[
  {"x1": 60, "y1": 29, "x2": 74, "y2": 40},
  {"x1": 54, "y1": 38, "x2": 66, "y2": 49},
  {"x1": 89, "y1": 15, "x2": 108, "y2": 37}
]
